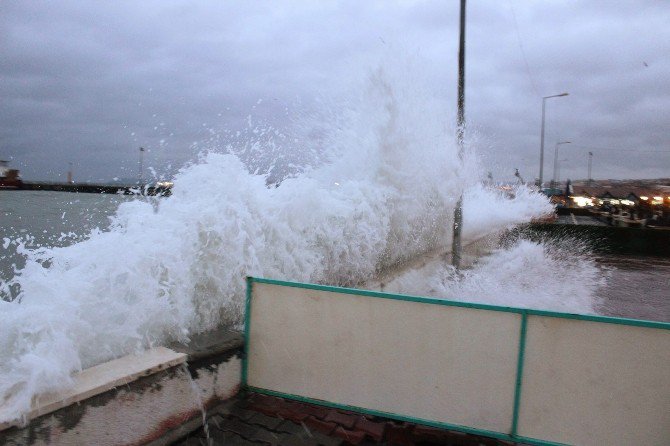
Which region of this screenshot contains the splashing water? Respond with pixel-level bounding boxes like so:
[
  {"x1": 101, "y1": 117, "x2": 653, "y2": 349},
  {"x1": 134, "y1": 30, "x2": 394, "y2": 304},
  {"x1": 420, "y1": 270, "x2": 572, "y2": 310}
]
[
  {"x1": 0, "y1": 62, "x2": 595, "y2": 423},
  {"x1": 382, "y1": 238, "x2": 604, "y2": 314},
  {"x1": 181, "y1": 364, "x2": 211, "y2": 444}
]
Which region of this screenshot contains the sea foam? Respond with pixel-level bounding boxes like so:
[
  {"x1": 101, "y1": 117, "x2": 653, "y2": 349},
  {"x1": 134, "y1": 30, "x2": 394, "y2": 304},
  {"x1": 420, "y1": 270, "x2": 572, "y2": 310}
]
[{"x1": 0, "y1": 62, "x2": 586, "y2": 423}]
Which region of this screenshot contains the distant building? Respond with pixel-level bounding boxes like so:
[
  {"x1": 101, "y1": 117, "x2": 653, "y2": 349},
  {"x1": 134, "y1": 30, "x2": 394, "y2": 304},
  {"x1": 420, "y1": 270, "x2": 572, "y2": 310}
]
[{"x1": 0, "y1": 160, "x2": 22, "y2": 189}]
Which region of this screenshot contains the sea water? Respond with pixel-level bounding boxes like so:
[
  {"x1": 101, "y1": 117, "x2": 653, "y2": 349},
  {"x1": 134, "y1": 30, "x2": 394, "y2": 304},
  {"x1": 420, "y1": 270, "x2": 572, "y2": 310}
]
[
  {"x1": 0, "y1": 190, "x2": 133, "y2": 291},
  {"x1": 0, "y1": 63, "x2": 660, "y2": 424}
]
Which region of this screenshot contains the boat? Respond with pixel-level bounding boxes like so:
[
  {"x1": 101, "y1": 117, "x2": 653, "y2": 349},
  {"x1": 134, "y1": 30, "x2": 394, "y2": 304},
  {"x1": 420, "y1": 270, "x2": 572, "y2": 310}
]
[{"x1": 0, "y1": 160, "x2": 22, "y2": 189}]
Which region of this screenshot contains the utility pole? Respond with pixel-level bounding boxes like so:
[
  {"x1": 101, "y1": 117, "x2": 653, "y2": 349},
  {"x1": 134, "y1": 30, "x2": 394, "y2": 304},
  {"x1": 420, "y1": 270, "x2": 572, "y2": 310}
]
[
  {"x1": 67, "y1": 162, "x2": 73, "y2": 184},
  {"x1": 138, "y1": 147, "x2": 145, "y2": 186},
  {"x1": 451, "y1": 0, "x2": 466, "y2": 271},
  {"x1": 588, "y1": 152, "x2": 593, "y2": 186}
]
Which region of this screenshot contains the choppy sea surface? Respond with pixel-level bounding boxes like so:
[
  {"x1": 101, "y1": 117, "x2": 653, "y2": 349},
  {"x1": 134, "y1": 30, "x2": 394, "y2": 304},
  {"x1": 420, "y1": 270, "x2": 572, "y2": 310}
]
[{"x1": 1, "y1": 190, "x2": 133, "y2": 286}]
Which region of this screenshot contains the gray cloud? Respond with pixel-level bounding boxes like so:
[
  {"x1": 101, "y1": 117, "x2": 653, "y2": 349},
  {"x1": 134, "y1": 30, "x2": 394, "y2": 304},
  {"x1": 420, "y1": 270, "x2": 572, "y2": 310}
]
[{"x1": 0, "y1": 1, "x2": 668, "y2": 183}]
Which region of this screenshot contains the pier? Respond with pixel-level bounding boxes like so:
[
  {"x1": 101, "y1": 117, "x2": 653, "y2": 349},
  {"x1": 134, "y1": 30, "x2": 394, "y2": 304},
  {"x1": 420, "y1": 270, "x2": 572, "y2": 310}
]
[
  {"x1": 519, "y1": 210, "x2": 670, "y2": 257},
  {"x1": 17, "y1": 181, "x2": 172, "y2": 196}
]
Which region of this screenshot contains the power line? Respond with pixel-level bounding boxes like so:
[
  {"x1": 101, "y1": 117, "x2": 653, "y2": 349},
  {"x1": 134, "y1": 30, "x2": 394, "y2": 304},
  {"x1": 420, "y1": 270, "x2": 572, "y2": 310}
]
[{"x1": 507, "y1": 0, "x2": 539, "y2": 96}]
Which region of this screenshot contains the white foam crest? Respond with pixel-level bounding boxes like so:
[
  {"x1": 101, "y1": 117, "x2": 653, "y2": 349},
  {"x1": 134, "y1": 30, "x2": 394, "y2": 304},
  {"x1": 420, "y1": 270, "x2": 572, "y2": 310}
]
[
  {"x1": 463, "y1": 184, "x2": 555, "y2": 240},
  {"x1": 384, "y1": 239, "x2": 603, "y2": 314},
  {"x1": 0, "y1": 60, "x2": 563, "y2": 423}
]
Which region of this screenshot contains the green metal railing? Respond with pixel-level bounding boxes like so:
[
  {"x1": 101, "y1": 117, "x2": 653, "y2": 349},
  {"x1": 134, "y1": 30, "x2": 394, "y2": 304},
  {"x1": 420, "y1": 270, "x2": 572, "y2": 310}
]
[{"x1": 243, "y1": 276, "x2": 670, "y2": 446}]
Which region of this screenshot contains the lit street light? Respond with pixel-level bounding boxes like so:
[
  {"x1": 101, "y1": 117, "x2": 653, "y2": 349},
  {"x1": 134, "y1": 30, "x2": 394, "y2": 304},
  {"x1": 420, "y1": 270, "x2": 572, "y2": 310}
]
[
  {"x1": 552, "y1": 141, "x2": 571, "y2": 188},
  {"x1": 538, "y1": 92, "x2": 569, "y2": 189}
]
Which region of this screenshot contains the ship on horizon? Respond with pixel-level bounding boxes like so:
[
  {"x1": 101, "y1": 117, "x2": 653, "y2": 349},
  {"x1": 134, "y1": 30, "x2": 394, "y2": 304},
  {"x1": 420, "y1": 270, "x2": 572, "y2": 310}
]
[{"x1": 0, "y1": 160, "x2": 22, "y2": 189}]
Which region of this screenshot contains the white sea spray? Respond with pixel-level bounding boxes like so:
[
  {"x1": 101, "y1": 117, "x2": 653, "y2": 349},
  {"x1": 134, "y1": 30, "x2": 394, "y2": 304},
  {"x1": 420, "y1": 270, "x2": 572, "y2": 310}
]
[
  {"x1": 383, "y1": 238, "x2": 603, "y2": 314},
  {"x1": 0, "y1": 61, "x2": 583, "y2": 423}
]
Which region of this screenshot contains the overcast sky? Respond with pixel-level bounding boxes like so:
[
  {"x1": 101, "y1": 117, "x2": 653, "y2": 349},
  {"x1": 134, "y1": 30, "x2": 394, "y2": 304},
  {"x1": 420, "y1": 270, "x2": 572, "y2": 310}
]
[{"x1": 1, "y1": 1, "x2": 668, "y2": 183}]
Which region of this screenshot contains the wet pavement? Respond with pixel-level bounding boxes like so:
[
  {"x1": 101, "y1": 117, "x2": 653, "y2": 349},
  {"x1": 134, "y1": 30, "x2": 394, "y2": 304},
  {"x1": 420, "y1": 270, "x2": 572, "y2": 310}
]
[
  {"x1": 595, "y1": 254, "x2": 670, "y2": 322},
  {"x1": 174, "y1": 392, "x2": 522, "y2": 446}
]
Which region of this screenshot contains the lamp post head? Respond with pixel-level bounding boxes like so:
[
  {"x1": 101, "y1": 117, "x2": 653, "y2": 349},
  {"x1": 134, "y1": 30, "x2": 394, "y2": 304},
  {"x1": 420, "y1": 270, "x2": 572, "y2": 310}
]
[{"x1": 543, "y1": 92, "x2": 569, "y2": 100}]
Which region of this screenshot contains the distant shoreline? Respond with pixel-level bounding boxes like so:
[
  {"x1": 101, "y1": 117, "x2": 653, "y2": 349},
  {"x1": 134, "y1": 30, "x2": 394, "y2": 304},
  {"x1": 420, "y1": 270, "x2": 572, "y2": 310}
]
[{"x1": 6, "y1": 182, "x2": 172, "y2": 196}]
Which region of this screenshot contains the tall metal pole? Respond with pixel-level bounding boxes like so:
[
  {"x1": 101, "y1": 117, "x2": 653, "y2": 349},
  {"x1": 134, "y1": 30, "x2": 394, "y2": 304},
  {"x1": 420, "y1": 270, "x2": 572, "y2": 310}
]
[
  {"x1": 538, "y1": 93, "x2": 568, "y2": 189},
  {"x1": 451, "y1": 0, "x2": 466, "y2": 271},
  {"x1": 539, "y1": 99, "x2": 546, "y2": 187},
  {"x1": 552, "y1": 141, "x2": 571, "y2": 188},
  {"x1": 588, "y1": 152, "x2": 593, "y2": 185},
  {"x1": 557, "y1": 158, "x2": 568, "y2": 183},
  {"x1": 138, "y1": 147, "x2": 145, "y2": 186}
]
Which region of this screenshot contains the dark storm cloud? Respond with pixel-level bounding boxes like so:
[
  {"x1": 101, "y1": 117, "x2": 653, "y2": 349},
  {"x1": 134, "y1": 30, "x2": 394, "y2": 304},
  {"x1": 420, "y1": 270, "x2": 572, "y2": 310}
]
[{"x1": 0, "y1": 1, "x2": 668, "y2": 182}]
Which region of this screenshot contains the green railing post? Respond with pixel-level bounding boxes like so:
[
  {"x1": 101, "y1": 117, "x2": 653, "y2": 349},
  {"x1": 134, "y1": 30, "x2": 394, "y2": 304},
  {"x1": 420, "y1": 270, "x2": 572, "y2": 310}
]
[
  {"x1": 241, "y1": 276, "x2": 254, "y2": 387},
  {"x1": 511, "y1": 312, "x2": 528, "y2": 437}
]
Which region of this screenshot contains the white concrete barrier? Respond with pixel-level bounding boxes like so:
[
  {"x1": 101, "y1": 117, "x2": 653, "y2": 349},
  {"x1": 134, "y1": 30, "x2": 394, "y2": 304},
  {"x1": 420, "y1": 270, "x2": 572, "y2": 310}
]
[
  {"x1": 1, "y1": 333, "x2": 243, "y2": 446},
  {"x1": 518, "y1": 316, "x2": 670, "y2": 445},
  {"x1": 244, "y1": 277, "x2": 670, "y2": 446}
]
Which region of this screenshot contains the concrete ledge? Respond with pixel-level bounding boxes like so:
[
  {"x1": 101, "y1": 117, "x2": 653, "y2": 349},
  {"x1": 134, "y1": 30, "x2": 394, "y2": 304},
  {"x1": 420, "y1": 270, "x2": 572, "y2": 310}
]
[
  {"x1": 0, "y1": 329, "x2": 244, "y2": 446},
  {"x1": 0, "y1": 347, "x2": 187, "y2": 431}
]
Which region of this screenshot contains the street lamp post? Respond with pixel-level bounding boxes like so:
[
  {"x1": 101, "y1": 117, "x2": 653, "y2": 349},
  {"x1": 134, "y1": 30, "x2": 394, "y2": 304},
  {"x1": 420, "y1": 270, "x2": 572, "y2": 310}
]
[
  {"x1": 588, "y1": 152, "x2": 593, "y2": 186},
  {"x1": 552, "y1": 141, "x2": 571, "y2": 188},
  {"x1": 557, "y1": 158, "x2": 569, "y2": 185},
  {"x1": 539, "y1": 92, "x2": 568, "y2": 189},
  {"x1": 138, "y1": 147, "x2": 145, "y2": 186}
]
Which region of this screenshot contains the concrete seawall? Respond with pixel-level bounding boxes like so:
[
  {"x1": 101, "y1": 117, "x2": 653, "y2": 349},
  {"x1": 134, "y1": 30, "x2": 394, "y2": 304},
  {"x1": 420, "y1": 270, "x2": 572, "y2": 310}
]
[
  {"x1": 0, "y1": 331, "x2": 243, "y2": 446},
  {"x1": 3, "y1": 288, "x2": 668, "y2": 446}
]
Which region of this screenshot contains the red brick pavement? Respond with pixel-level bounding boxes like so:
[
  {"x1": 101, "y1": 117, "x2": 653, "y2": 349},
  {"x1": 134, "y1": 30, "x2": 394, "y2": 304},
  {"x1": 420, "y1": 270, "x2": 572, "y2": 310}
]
[{"x1": 173, "y1": 392, "x2": 525, "y2": 446}]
